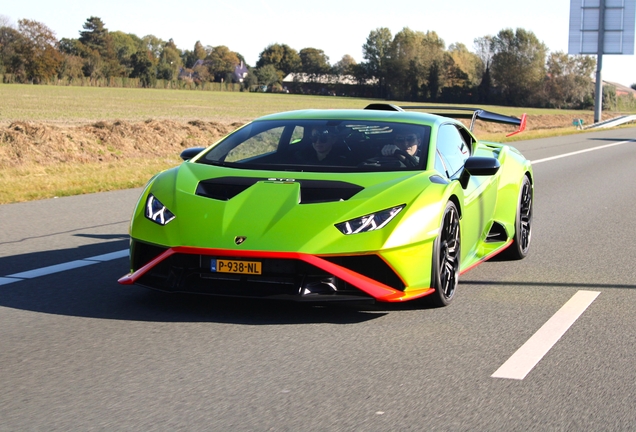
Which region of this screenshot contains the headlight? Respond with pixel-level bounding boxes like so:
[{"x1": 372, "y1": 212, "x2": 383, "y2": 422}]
[
  {"x1": 145, "y1": 194, "x2": 175, "y2": 225},
  {"x1": 335, "y1": 205, "x2": 405, "y2": 235}
]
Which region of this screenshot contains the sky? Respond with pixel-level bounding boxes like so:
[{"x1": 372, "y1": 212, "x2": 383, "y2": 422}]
[{"x1": 2, "y1": 0, "x2": 635, "y2": 87}]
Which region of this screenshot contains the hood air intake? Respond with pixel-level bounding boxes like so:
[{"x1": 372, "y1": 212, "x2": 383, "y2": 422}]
[{"x1": 196, "y1": 177, "x2": 364, "y2": 204}]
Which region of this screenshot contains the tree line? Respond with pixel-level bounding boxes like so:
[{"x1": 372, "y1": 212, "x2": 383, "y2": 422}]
[{"x1": 0, "y1": 15, "x2": 629, "y2": 109}]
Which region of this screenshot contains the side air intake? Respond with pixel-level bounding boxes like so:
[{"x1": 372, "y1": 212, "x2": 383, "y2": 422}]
[{"x1": 485, "y1": 221, "x2": 509, "y2": 243}]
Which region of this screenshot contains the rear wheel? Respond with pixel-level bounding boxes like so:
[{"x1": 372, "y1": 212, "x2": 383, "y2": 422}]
[
  {"x1": 502, "y1": 175, "x2": 533, "y2": 260},
  {"x1": 429, "y1": 201, "x2": 460, "y2": 307}
]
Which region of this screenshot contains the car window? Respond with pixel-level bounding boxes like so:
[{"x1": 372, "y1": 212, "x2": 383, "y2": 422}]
[
  {"x1": 290, "y1": 126, "x2": 304, "y2": 144},
  {"x1": 199, "y1": 120, "x2": 431, "y2": 173},
  {"x1": 225, "y1": 126, "x2": 284, "y2": 162},
  {"x1": 436, "y1": 124, "x2": 470, "y2": 177},
  {"x1": 434, "y1": 151, "x2": 448, "y2": 177}
]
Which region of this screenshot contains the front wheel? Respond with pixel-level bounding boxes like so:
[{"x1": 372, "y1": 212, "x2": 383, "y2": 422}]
[{"x1": 429, "y1": 201, "x2": 461, "y2": 307}]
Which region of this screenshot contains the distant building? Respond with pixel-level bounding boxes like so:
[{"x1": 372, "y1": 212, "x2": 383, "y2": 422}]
[
  {"x1": 605, "y1": 81, "x2": 636, "y2": 98},
  {"x1": 234, "y1": 62, "x2": 248, "y2": 83},
  {"x1": 282, "y1": 73, "x2": 378, "y2": 97}
]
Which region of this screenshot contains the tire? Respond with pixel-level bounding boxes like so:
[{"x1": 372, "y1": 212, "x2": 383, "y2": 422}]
[
  {"x1": 429, "y1": 201, "x2": 461, "y2": 307},
  {"x1": 501, "y1": 175, "x2": 533, "y2": 260}
]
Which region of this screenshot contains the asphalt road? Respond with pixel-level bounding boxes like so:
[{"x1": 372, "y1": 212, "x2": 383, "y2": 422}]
[{"x1": 1, "y1": 127, "x2": 636, "y2": 430}]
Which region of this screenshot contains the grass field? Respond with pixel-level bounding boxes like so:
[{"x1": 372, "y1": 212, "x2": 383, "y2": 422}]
[
  {"x1": 1, "y1": 83, "x2": 633, "y2": 204},
  {"x1": 0, "y1": 84, "x2": 390, "y2": 125},
  {"x1": 1, "y1": 84, "x2": 594, "y2": 124}
]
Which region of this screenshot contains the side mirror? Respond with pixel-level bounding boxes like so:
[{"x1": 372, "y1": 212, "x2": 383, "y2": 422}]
[
  {"x1": 460, "y1": 156, "x2": 500, "y2": 188},
  {"x1": 180, "y1": 147, "x2": 206, "y2": 161}
]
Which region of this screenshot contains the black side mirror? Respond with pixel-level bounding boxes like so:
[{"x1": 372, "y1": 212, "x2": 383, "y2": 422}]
[
  {"x1": 180, "y1": 147, "x2": 206, "y2": 161},
  {"x1": 460, "y1": 156, "x2": 500, "y2": 188}
]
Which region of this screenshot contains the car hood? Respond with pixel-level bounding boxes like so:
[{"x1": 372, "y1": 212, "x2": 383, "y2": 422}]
[{"x1": 131, "y1": 162, "x2": 448, "y2": 255}]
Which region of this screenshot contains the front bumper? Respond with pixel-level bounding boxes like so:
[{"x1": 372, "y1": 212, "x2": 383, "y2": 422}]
[{"x1": 119, "y1": 241, "x2": 434, "y2": 302}]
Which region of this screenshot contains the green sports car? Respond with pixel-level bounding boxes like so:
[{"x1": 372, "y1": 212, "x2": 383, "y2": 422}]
[{"x1": 119, "y1": 104, "x2": 533, "y2": 306}]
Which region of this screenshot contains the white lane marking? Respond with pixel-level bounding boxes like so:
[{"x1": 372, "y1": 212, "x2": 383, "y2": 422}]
[
  {"x1": 531, "y1": 140, "x2": 634, "y2": 164},
  {"x1": 85, "y1": 250, "x2": 129, "y2": 262},
  {"x1": 1, "y1": 249, "x2": 129, "y2": 283},
  {"x1": 7, "y1": 260, "x2": 98, "y2": 279},
  {"x1": 0, "y1": 277, "x2": 23, "y2": 286},
  {"x1": 492, "y1": 290, "x2": 600, "y2": 380}
]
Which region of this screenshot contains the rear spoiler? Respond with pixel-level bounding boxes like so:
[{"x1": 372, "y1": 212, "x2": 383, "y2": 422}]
[{"x1": 364, "y1": 104, "x2": 527, "y2": 137}]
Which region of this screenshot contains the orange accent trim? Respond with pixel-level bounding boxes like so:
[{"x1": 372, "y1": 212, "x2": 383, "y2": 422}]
[
  {"x1": 118, "y1": 246, "x2": 435, "y2": 302},
  {"x1": 506, "y1": 113, "x2": 527, "y2": 137},
  {"x1": 459, "y1": 240, "x2": 513, "y2": 275}
]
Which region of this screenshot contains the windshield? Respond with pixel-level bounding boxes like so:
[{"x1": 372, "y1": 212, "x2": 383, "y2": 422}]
[{"x1": 198, "y1": 119, "x2": 431, "y2": 172}]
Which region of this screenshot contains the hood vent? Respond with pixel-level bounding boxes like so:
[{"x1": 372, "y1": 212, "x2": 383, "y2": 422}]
[
  {"x1": 196, "y1": 177, "x2": 363, "y2": 204},
  {"x1": 298, "y1": 180, "x2": 363, "y2": 204},
  {"x1": 196, "y1": 177, "x2": 260, "y2": 201}
]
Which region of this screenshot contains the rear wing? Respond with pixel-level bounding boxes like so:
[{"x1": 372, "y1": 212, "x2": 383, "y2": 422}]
[{"x1": 364, "y1": 104, "x2": 527, "y2": 137}]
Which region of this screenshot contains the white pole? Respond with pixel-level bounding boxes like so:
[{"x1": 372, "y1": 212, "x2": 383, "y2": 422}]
[{"x1": 594, "y1": 0, "x2": 606, "y2": 123}]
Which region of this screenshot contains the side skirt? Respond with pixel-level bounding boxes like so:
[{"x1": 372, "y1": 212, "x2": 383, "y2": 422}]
[{"x1": 460, "y1": 239, "x2": 513, "y2": 275}]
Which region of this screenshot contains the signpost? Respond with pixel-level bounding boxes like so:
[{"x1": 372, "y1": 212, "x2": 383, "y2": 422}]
[{"x1": 569, "y1": 0, "x2": 636, "y2": 123}]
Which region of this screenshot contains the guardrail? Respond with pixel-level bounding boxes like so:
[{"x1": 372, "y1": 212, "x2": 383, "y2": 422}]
[{"x1": 585, "y1": 115, "x2": 636, "y2": 129}]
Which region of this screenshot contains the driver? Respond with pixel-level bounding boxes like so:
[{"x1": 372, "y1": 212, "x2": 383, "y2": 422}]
[
  {"x1": 294, "y1": 126, "x2": 350, "y2": 165},
  {"x1": 381, "y1": 127, "x2": 421, "y2": 165}
]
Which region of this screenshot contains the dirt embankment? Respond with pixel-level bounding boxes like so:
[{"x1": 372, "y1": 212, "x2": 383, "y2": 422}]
[
  {"x1": 0, "y1": 120, "x2": 244, "y2": 169},
  {"x1": 0, "y1": 113, "x2": 593, "y2": 169}
]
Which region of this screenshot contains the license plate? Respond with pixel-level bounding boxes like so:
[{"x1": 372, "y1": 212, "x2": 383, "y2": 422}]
[{"x1": 211, "y1": 259, "x2": 262, "y2": 275}]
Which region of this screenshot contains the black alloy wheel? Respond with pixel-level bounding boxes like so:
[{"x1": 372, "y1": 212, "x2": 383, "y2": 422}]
[
  {"x1": 502, "y1": 175, "x2": 533, "y2": 260},
  {"x1": 430, "y1": 201, "x2": 460, "y2": 307}
]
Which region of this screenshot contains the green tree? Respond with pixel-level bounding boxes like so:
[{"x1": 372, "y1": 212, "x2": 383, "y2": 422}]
[
  {"x1": 427, "y1": 61, "x2": 441, "y2": 101},
  {"x1": 299, "y1": 47, "x2": 330, "y2": 76},
  {"x1": 256, "y1": 43, "x2": 301, "y2": 76},
  {"x1": 386, "y1": 28, "x2": 445, "y2": 100},
  {"x1": 447, "y1": 43, "x2": 481, "y2": 86},
  {"x1": 194, "y1": 40, "x2": 206, "y2": 61},
  {"x1": 362, "y1": 27, "x2": 392, "y2": 97},
  {"x1": 111, "y1": 31, "x2": 144, "y2": 75},
  {"x1": 183, "y1": 40, "x2": 206, "y2": 68},
  {"x1": 242, "y1": 69, "x2": 259, "y2": 89},
  {"x1": 254, "y1": 64, "x2": 280, "y2": 86},
  {"x1": 157, "y1": 38, "x2": 182, "y2": 80},
  {"x1": 77, "y1": 17, "x2": 122, "y2": 77},
  {"x1": 57, "y1": 54, "x2": 85, "y2": 80},
  {"x1": 490, "y1": 28, "x2": 548, "y2": 105},
  {"x1": 333, "y1": 54, "x2": 357, "y2": 75},
  {"x1": 130, "y1": 51, "x2": 155, "y2": 87},
  {"x1": 0, "y1": 26, "x2": 24, "y2": 77},
  {"x1": 477, "y1": 65, "x2": 492, "y2": 103},
  {"x1": 206, "y1": 45, "x2": 239, "y2": 82},
  {"x1": 58, "y1": 37, "x2": 83, "y2": 56},
  {"x1": 192, "y1": 63, "x2": 210, "y2": 83},
  {"x1": 15, "y1": 19, "x2": 62, "y2": 83},
  {"x1": 141, "y1": 34, "x2": 165, "y2": 63},
  {"x1": 79, "y1": 17, "x2": 108, "y2": 53},
  {"x1": 603, "y1": 84, "x2": 617, "y2": 110},
  {"x1": 542, "y1": 52, "x2": 595, "y2": 108}
]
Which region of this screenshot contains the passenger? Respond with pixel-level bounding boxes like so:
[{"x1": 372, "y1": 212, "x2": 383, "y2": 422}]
[
  {"x1": 381, "y1": 127, "x2": 421, "y2": 166},
  {"x1": 295, "y1": 126, "x2": 350, "y2": 165}
]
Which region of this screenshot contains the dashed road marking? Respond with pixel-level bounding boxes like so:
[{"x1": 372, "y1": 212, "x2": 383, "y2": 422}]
[
  {"x1": 492, "y1": 290, "x2": 600, "y2": 380},
  {"x1": 0, "y1": 277, "x2": 22, "y2": 286},
  {"x1": 1, "y1": 249, "x2": 128, "y2": 285},
  {"x1": 84, "y1": 250, "x2": 129, "y2": 262}
]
